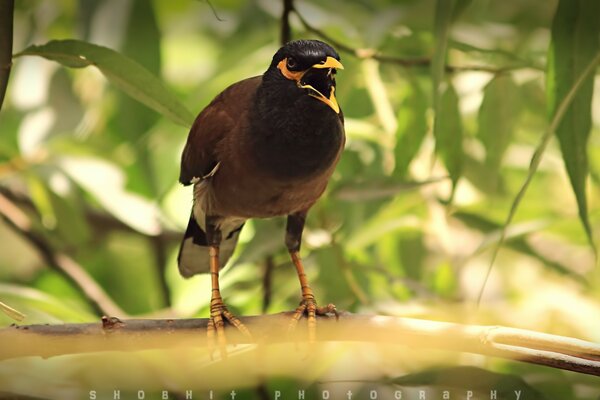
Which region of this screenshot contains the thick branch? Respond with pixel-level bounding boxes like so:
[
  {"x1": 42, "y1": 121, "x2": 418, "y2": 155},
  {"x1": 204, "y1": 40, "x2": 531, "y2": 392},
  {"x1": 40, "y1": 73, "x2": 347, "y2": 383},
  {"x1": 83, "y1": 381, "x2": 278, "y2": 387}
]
[
  {"x1": 0, "y1": 192, "x2": 126, "y2": 317},
  {"x1": 0, "y1": 0, "x2": 14, "y2": 111},
  {"x1": 1, "y1": 313, "x2": 599, "y2": 377}
]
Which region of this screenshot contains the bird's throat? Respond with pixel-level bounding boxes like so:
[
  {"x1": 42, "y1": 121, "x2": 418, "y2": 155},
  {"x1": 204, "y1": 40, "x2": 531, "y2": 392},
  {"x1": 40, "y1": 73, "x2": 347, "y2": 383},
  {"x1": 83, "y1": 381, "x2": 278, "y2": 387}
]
[{"x1": 250, "y1": 88, "x2": 344, "y2": 181}]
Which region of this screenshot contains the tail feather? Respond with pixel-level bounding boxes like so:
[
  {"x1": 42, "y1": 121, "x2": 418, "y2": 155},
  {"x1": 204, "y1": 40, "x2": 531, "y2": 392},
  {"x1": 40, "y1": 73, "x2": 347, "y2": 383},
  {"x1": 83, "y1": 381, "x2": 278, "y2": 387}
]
[{"x1": 177, "y1": 215, "x2": 244, "y2": 277}]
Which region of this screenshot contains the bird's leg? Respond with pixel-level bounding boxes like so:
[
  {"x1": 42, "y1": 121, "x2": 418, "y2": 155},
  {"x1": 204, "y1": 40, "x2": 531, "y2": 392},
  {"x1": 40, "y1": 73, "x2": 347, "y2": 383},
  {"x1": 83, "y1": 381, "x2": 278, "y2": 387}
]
[
  {"x1": 206, "y1": 216, "x2": 251, "y2": 359},
  {"x1": 286, "y1": 212, "x2": 338, "y2": 343}
]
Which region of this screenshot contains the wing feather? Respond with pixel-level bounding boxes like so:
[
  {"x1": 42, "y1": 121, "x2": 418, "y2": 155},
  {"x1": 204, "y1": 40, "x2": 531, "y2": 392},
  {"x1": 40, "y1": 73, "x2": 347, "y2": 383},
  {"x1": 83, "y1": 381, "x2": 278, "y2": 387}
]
[{"x1": 179, "y1": 77, "x2": 261, "y2": 185}]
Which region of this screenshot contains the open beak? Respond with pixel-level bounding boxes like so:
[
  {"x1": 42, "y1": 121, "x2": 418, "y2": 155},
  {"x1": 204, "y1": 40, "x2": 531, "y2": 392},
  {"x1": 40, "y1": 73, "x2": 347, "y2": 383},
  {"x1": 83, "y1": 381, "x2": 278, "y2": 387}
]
[
  {"x1": 277, "y1": 56, "x2": 344, "y2": 114},
  {"x1": 298, "y1": 57, "x2": 343, "y2": 114}
]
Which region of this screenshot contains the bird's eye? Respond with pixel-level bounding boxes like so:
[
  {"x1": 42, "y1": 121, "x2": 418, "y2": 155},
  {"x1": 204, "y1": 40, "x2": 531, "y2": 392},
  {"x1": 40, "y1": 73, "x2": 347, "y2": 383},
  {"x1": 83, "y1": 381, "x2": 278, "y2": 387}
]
[{"x1": 286, "y1": 57, "x2": 297, "y2": 69}]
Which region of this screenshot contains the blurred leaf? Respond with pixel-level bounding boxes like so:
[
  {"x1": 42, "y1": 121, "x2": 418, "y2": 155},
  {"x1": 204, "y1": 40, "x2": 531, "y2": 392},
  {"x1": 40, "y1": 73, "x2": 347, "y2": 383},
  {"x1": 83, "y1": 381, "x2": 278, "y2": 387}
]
[
  {"x1": 345, "y1": 199, "x2": 420, "y2": 251},
  {"x1": 452, "y1": 0, "x2": 472, "y2": 21},
  {"x1": 547, "y1": 0, "x2": 600, "y2": 248},
  {"x1": 58, "y1": 156, "x2": 161, "y2": 235},
  {"x1": 26, "y1": 173, "x2": 56, "y2": 229},
  {"x1": 333, "y1": 177, "x2": 446, "y2": 202},
  {"x1": 111, "y1": 0, "x2": 163, "y2": 198},
  {"x1": 478, "y1": 74, "x2": 521, "y2": 176},
  {"x1": 432, "y1": 0, "x2": 464, "y2": 198},
  {"x1": 390, "y1": 366, "x2": 547, "y2": 399},
  {"x1": 431, "y1": 0, "x2": 454, "y2": 178},
  {"x1": 394, "y1": 78, "x2": 428, "y2": 178},
  {"x1": 0, "y1": 284, "x2": 95, "y2": 324},
  {"x1": 398, "y1": 232, "x2": 426, "y2": 281},
  {"x1": 434, "y1": 82, "x2": 463, "y2": 195},
  {"x1": 431, "y1": 262, "x2": 457, "y2": 297},
  {"x1": 16, "y1": 40, "x2": 194, "y2": 127},
  {"x1": 480, "y1": 49, "x2": 600, "y2": 303},
  {"x1": 454, "y1": 212, "x2": 586, "y2": 283},
  {"x1": 0, "y1": 300, "x2": 25, "y2": 321},
  {"x1": 431, "y1": 0, "x2": 455, "y2": 101},
  {"x1": 234, "y1": 219, "x2": 285, "y2": 267}
]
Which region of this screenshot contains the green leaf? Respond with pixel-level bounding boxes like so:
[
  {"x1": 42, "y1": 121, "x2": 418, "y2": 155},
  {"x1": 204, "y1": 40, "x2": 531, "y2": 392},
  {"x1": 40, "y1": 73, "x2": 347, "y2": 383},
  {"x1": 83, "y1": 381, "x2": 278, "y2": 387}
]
[
  {"x1": 334, "y1": 177, "x2": 446, "y2": 202},
  {"x1": 58, "y1": 155, "x2": 162, "y2": 236},
  {"x1": 478, "y1": 52, "x2": 600, "y2": 304},
  {"x1": 0, "y1": 284, "x2": 95, "y2": 324},
  {"x1": 432, "y1": 0, "x2": 467, "y2": 198},
  {"x1": 478, "y1": 75, "x2": 520, "y2": 175},
  {"x1": 454, "y1": 212, "x2": 586, "y2": 283},
  {"x1": 434, "y1": 82, "x2": 463, "y2": 194},
  {"x1": 547, "y1": 0, "x2": 600, "y2": 248},
  {"x1": 394, "y1": 78, "x2": 428, "y2": 178},
  {"x1": 431, "y1": 0, "x2": 456, "y2": 99},
  {"x1": 16, "y1": 39, "x2": 194, "y2": 127}
]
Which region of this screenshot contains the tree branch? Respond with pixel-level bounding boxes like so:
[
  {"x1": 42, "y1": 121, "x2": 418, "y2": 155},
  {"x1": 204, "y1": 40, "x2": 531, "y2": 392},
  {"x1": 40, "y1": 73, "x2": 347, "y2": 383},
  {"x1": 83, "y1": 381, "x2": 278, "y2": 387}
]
[
  {"x1": 281, "y1": 0, "x2": 293, "y2": 45},
  {"x1": 0, "y1": 192, "x2": 126, "y2": 317},
  {"x1": 0, "y1": 0, "x2": 14, "y2": 112},
  {"x1": 293, "y1": 8, "x2": 529, "y2": 74},
  {"x1": 1, "y1": 313, "x2": 599, "y2": 377}
]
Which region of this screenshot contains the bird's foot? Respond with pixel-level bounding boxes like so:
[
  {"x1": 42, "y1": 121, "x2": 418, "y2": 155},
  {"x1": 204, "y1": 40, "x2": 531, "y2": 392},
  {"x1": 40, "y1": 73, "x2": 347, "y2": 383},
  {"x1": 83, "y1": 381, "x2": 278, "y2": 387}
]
[
  {"x1": 287, "y1": 296, "x2": 338, "y2": 343},
  {"x1": 207, "y1": 301, "x2": 251, "y2": 359}
]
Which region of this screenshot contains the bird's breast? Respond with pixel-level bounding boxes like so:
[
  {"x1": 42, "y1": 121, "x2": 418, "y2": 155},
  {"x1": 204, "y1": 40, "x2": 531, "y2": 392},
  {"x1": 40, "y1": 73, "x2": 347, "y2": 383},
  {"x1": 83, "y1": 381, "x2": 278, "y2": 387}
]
[
  {"x1": 250, "y1": 99, "x2": 345, "y2": 182},
  {"x1": 206, "y1": 105, "x2": 344, "y2": 218}
]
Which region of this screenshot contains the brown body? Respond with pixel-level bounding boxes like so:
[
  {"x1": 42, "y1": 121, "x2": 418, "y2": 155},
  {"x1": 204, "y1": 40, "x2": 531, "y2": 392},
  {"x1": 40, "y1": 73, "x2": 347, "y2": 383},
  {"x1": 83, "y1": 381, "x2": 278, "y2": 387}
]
[{"x1": 181, "y1": 76, "x2": 344, "y2": 220}]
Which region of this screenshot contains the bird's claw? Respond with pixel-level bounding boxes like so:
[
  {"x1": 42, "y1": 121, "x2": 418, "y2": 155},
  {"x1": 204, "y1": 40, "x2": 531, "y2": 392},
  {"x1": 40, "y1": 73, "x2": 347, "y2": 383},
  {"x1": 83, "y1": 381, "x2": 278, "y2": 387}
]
[
  {"x1": 288, "y1": 297, "x2": 338, "y2": 343},
  {"x1": 207, "y1": 302, "x2": 252, "y2": 360}
]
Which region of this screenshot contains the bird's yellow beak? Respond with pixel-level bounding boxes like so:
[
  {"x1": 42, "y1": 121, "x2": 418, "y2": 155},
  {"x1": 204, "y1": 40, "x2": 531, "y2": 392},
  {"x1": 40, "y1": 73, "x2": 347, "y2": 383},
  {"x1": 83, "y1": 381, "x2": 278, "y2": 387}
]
[
  {"x1": 310, "y1": 56, "x2": 344, "y2": 70},
  {"x1": 277, "y1": 56, "x2": 343, "y2": 114}
]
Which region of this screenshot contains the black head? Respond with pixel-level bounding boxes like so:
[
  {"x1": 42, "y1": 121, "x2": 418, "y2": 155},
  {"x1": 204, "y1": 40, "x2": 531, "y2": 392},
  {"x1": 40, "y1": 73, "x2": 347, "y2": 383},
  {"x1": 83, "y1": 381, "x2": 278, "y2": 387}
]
[
  {"x1": 268, "y1": 40, "x2": 341, "y2": 71},
  {"x1": 264, "y1": 40, "x2": 343, "y2": 113}
]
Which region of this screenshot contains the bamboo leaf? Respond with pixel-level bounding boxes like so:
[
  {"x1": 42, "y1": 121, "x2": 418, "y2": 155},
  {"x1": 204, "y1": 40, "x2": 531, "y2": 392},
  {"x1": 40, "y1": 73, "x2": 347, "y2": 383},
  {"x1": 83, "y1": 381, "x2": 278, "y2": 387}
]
[
  {"x1": 432, "y1": 0, "x2": 464, "y2": 197},
  {"x1": 478, "y1": 75, "x2": 520, "y2": 174},
  {"x1": 454, "y1": 212, "x2": 586, "y2": 283},
  {"x1": 16, "y1": 40, "x2": 194, "y2": 127},
  {"x1": 394, "y1": 78, "x2": 428, "y2": 177},
  {"x1": 434, "y1": 82, "x2": 463, "y2": 193},
  {"x1": 477, "y1": 48, "x2": 600, "y2": 305},
  {"x1": 431, "y1": 0, "x2": 456, "y2": 100},
  {"x1": 547, "y1": 0, "x2": 600, "y2": 248}
]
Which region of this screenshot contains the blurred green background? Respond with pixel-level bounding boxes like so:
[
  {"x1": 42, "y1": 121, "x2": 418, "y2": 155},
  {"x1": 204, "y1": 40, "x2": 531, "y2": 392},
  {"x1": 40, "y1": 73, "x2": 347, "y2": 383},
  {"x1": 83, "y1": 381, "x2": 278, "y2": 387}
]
[{"x1": 0, "y1": 0, "x2": 599, "y2": 398}]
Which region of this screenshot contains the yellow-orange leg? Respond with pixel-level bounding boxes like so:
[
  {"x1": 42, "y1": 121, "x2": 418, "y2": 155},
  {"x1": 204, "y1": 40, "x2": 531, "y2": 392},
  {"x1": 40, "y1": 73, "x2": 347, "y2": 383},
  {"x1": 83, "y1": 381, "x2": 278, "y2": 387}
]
[
  {"x1": 287, "y1": 251, "x2": 338, "y2": 342},
  {"x1": 208, "y1": 246, "x2": 251, "y2": 359}
]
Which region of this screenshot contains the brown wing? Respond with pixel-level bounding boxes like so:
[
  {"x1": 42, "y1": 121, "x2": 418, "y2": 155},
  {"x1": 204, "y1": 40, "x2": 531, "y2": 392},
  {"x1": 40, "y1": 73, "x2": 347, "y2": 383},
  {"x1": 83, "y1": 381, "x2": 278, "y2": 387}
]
[{"x1": 179, "y1": 76, "x2": 262, "y2": 185}]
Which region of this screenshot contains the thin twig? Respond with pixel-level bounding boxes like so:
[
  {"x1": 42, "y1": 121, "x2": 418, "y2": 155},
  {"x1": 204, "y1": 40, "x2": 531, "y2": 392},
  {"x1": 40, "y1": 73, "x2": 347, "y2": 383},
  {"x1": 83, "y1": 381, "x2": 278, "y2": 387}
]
[
  {"x1": 204, "y1": 0, "x2": 224, "y2": 22},
  {"x1": 1, "y1": 313, "x2": 599, "y2": 377},
  {"x1": 0, "y1": 0, "x2": 14, "y2": 112},
  {"x1": 0, "y1": 192, "x2": 126, "y2": 317},
  {"x1": 281, "y1": 0, "x2": 293, "y2": 45},
  {"x1": 293, "y1": 8, "x2": 528, "y2": 74},
  {"x1": 151, "y1": 235, "x2": 172, "y2": 307},
  {"x1": 262, "y1": 255, "x2": 274, "y2": 313}
]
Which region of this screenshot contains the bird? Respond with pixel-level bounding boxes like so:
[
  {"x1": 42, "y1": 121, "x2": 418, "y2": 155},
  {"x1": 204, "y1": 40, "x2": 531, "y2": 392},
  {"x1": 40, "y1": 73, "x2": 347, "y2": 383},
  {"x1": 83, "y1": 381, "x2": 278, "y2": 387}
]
[{"x1": 177, "y1": 39, "x2": 344, "y2": 355}]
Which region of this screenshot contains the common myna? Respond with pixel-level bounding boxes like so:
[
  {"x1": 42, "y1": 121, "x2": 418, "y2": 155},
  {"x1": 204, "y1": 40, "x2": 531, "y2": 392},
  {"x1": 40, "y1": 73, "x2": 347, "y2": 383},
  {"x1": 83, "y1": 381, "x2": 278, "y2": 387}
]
[{"x1": 177, "y1": 39, "x2": 344, "y2": 354}]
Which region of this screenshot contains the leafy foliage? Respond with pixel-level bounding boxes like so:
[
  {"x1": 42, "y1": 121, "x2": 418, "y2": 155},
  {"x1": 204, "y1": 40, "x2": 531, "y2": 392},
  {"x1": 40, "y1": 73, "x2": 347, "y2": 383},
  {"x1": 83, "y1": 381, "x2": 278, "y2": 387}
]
[{"x1": 0, "y1": 0, "x2": 599, "y2": 398}]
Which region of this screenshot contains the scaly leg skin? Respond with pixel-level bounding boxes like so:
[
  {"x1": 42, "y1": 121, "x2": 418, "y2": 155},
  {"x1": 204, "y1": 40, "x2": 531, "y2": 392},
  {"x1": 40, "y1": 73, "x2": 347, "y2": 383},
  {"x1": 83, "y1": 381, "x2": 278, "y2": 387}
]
[
  {"x1": 287, "y1": 251, "x2": 338, "y2": 343},
  {"x1": 208, "y1": 245, "x2": 251, "y2": 359}
]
